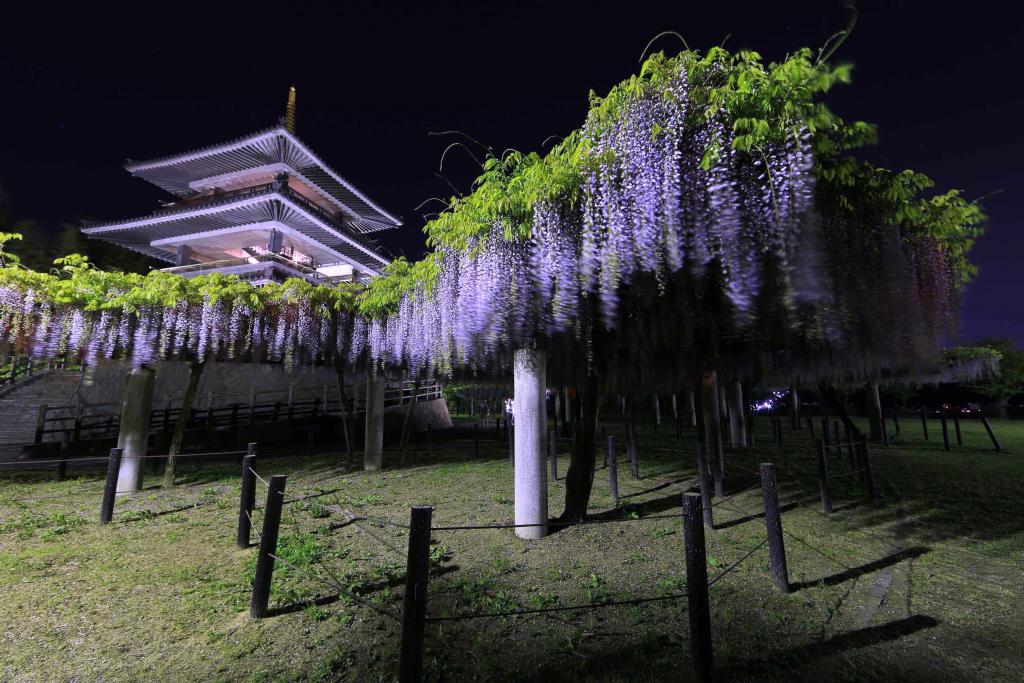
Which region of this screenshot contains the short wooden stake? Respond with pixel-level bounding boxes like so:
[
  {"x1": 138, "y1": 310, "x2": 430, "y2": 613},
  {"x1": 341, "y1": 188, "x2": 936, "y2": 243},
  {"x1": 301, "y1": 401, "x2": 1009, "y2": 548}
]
[
  {"x1": 920, "y1": 410, "x2": 929, "y2": 440},
  {"x1": 608, "y1": 435, "x2": 618, "y2": 504},
  {"x1": 398, "y1": 506, "x2": 432, "y2": 683},
  {"x1": 759, "y1": 463, "x2": 790, "y2": 593},
  {"x1": 814, "y1": 440, "x2": 833, "y2": 514},
  {"x1": 953, "y1": 414, "x2": 962, "y2": 445},
  {"x1": 237, "y1": 454, "x2": 257, "y2": 548},
  {"x1": 940, "y1": 417, "x2": 950, "y2": 451},
  {"x1": 250, "y1": 474, "x2": 286, "y2": 619},
  {"x1": 683, "y1": 494, "x2": 713, "y2": 682},
  {"x1": 981, "y1": 416, "x2": 1001, "y2": 451},
  {"x1": 99, "y1": 447, "x2": 122, "y2": 524}
]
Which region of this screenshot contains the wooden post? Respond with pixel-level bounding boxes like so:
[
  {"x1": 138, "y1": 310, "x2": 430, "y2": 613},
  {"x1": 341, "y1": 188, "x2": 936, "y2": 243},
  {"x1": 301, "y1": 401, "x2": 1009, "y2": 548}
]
[
  {"x1": 237, "y1": 454, "x2": 257, "y2": 548},
  {"x1": 833, "y1": 421, "x2": 841, "y2": 451},
  {"x1": 980, "y1": 416, "x2": 1001, "y2": 451},
  {"x1": 820, "y1": 417, "x2": 830, "y2": 448},
  {"x1": 806, "y1": 414, "x2": 815, "y2": 439},
  {"x1": 398, "y1": 506, "x2": 432, "y2": 683},
  {"x1": 683, "y1": 494, "x2": 713, "y2": 683},
  {"x1": 953, "y1": 413, "x2": 962, "y2": 445},
  {"x1": 759, "y1": 463, "x2": 790, "y2": 593},
  {"x1": 34, "y1": 404, "x2": 48, "y2": 444},
  {"x1": 248, "y1": 389, "x2": 257, "y2": 423},
  {"x1": 844, "y1": 422, "x2": 855, "y2": 460},
  {"x1": 548, "y1": 428, "x2": 557, "y2": 481},
  {"x1": 892, "y1": 411, "x2": 901, "y2": 436},
  {"x1": 57, "y1": 433, "x2": 69, "y2": 480},
  {"x1": 250, "y1": 474, "x2": 287, "y2": 619},
  {"x1": 940, "y1": 417, "x2": 950, "y2": 451},
  {"x1": 696, "y1": 443, "x2": 714, "y2": 529},
  {"x1": 920, "y1": 410, "x2": 929, "y2": 440},
  {"x1": 814, "y1": 440, "x2": 832, "y2": 514},
  {"x1": 856, "y1": 436, "x2": 875, "y2": 501},
  {"x1": 99, "y1": 448, "x2": 123, "y2": 524},
  {"x1": 72, "y1": 402, "x2": 84, "y2": 443},
  {"x1": 607, "y1": 435, "x2": 618, "y2": 504}
]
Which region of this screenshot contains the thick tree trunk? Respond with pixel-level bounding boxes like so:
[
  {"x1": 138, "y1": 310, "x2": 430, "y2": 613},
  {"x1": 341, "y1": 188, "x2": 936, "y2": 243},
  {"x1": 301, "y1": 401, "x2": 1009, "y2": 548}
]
[
  {"x1": 561, "y1": 370, "x2": 599, "y2": 523},
  {"x1": 866, "y1": 381, "x2": 883, "y2": 441},
  {"x1": 398, "y1": 379, "x2": 420, "y2": 465},
  {"x1": 701, "y1": 371, "x2": 724, "y2": 486},
  {"x1": 163, "y1": 360, "x2": 205, "y2": 488},
  {"x1": 728, "y1": 379, "x2": 746, "y2": 448},
  {"x1": 334, "y1": 362, "x2": 354, "y2": 468},
  {"x1": 788, "y1": 385, "x2": 800, "y2": 430},
  {"x1": 364, "y1": 374, "x2": 385, "y2": 471}
]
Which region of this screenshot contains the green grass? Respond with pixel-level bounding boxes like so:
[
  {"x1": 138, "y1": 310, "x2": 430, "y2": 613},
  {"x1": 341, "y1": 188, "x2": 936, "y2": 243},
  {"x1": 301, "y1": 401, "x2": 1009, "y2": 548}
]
[{"x1": 0, "y1": 417, "x2": 1022, "y2": 681}]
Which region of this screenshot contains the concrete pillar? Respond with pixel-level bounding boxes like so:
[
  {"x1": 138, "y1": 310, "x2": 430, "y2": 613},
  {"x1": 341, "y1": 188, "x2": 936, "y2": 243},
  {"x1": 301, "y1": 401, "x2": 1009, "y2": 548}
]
[
  {"x1": 728, "y1": 380, "x2": 746, "y2": 447},
  {"x1": 514, "y1": 348, "x2": 547, "y2": 540},
  {"x1": 364, "y1": 374, "x2": 385, "y2": 471},
  {"x1": 174, "y1": 245, "x2": 193, "y2": 267},
  {"x1": 686, "y1": 388, "x2": 697, "y2": 426},
  {"x1": 115, "y1": 365, "x2": 155, "y2": 494}
]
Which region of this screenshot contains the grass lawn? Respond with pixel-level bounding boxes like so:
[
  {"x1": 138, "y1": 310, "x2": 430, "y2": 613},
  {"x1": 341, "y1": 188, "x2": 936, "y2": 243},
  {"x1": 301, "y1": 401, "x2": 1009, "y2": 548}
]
[{"x1": 1, "y1": 415, "x2": 1022, "y2": 681}]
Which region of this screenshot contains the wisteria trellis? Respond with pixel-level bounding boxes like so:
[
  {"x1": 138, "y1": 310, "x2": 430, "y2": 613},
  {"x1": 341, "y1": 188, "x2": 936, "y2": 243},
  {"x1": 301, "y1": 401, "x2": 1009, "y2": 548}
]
[{"x1": 0, "y1": 50, "x2": 972, "y2": 387}]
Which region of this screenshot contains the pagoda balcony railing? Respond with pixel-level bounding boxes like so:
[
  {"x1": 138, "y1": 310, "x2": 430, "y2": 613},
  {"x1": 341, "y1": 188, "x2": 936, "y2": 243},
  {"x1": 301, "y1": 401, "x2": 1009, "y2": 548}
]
[
  {"x1": 83, "y1": 182, "x2": 391, "y2": 262},
  {"x1": 160, "y1": 251, "x2": 343, "y2": 281}
]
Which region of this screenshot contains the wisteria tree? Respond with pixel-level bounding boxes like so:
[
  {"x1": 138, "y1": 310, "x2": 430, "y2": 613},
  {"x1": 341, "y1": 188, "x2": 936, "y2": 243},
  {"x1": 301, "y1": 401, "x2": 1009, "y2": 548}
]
[{"x1": 0, "y1": 45, "x2": 984, "y2": 523}]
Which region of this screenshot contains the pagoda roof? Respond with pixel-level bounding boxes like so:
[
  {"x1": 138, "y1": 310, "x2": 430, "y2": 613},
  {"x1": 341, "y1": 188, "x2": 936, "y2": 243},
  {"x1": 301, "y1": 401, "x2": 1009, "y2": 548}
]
[
  {"x1": 124, "y1": 126, "x2": 401, "y2": 234},
  {"x1": 82, "y1": 183, "x2": 390, "y2": 274}
]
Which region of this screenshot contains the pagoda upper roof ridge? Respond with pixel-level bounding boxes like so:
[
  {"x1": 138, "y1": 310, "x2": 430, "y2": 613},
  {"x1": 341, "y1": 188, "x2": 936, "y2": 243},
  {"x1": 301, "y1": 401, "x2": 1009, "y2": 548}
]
[
  {"x1": 122, "y1": 125, "x2": 402, "y2": 230},
  {"x1": 123, "y1": 124, "x2": 286, "y2": 172}
]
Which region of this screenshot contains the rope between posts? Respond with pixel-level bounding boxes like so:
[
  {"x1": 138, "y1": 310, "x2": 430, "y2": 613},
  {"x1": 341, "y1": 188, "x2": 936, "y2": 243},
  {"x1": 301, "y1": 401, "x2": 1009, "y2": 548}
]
[
  {"x1": 728, "y1": 463, "x2": 763, "y2": 477},
  {"x1": 431, "y1": 513, "x2": 682, "y2": 532},
  {"x1": 267, "y1": 552, "x2": 402, "y2": 622},
  {"x1": 711, "y1": 483, "x2": 763, "y2": 508},
  {"x1": 249, "y1": 468, "x2": 271, "y2": 488},
  {"x1": 425, "y1": 592, "x2": 690, "y2": 622},
  {"x1": 708, "y1": 538, "x2": 767, "y2": 587},
  {"x1": 0, "y1": 456, "x2": 108, "y2": 466},
  {"x1": 781, "y1": 528, "x2": 851, "y2": 571},
  {"x1": 246, "y1": 510, "x2": 262, "y2": 542}
]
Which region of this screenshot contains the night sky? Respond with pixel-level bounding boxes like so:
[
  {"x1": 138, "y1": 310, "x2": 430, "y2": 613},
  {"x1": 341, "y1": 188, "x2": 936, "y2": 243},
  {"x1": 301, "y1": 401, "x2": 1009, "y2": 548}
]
[{"x1": 1, "y1": 1, "x2": 1020, "y2": 345}]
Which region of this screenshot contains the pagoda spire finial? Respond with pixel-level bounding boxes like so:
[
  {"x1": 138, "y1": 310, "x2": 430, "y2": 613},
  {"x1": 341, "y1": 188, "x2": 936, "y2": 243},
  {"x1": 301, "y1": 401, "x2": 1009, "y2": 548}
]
[{"x1": 284, "y1": 85, "x2": 297, "y2": 134}]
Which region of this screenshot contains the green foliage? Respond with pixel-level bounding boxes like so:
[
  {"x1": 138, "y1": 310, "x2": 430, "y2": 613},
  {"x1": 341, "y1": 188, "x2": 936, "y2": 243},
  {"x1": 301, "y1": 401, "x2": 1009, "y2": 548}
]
[{"x1": 965, "y1": 338, "x2": 1024, "y2": 408}]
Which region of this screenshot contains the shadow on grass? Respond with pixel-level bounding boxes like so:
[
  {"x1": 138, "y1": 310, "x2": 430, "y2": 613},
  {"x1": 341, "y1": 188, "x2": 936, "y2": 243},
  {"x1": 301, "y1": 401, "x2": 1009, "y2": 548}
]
[
  {"x1": 266, "y1": 564, "x2": 459, "y2": 618},
  {"x1": 720, "y1": 614, "x2": 940, "y2": 678},
  {"x1": 790, "y1": 546, "x2": 930, "y2": 591}
]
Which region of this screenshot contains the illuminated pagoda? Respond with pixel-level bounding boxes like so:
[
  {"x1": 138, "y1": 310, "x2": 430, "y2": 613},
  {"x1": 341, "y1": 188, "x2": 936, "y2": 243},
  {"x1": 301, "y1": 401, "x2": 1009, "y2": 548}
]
[{"x1": 83, "y1": 87, "x2": 400, "y2": 284}]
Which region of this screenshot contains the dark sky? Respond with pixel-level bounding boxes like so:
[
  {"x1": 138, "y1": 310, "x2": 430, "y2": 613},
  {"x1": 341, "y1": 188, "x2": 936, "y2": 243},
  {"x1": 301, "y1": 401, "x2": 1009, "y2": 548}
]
[{"x1": 1, "y1": 1, "x2": 1020, "y2": 346}]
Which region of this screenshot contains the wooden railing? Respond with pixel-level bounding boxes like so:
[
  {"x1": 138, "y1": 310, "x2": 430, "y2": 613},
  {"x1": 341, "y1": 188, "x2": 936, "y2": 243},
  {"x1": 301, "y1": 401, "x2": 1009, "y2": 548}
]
[
  {"x1": 28, "y1": 379, "x2": 443, "y2": 446},
  {"x1": 0, "y1": 356, "x2": 80, "y2": 389}
]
